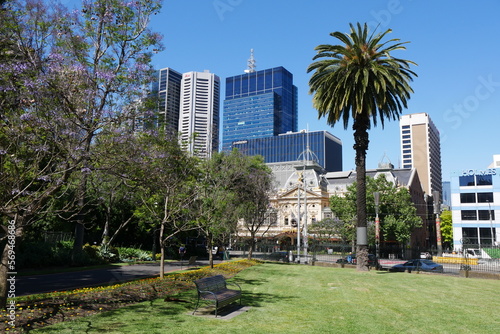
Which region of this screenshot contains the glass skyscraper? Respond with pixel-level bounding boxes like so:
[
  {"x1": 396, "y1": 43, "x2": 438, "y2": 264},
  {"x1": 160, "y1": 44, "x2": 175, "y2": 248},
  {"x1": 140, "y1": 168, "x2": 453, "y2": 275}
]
[
  {"x1": 222, "y1": 66, "x2": 298, "y2": 151},
  {"x1": 232, "y1": 130, "x2": 342, "y2": 172}
]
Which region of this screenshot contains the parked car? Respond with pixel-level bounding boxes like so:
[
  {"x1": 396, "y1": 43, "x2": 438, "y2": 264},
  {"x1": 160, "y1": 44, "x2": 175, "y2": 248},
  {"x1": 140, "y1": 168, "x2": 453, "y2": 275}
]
[
  {"x1": 268, "y1": 251, "x2": 290, "y2": 263},
  {"x1": 391, "y1": 259, "x2": 444, "y2": 273}
]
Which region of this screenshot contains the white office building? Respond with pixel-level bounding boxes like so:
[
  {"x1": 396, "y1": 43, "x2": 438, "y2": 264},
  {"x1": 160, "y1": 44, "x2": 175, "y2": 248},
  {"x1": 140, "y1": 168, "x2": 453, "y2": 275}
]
[
  {"x1": 450, "y1": 155, "x2": 499, "y2": 250},
  {"x1": 178, "y1": 71, "x2": 220, "y2": 158}
]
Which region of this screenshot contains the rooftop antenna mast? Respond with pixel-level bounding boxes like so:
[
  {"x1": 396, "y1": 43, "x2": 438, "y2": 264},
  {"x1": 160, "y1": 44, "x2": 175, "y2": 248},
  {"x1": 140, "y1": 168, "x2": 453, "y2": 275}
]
[{"x1": 244, "y1": 49, "x2": 256, "y2": 73}]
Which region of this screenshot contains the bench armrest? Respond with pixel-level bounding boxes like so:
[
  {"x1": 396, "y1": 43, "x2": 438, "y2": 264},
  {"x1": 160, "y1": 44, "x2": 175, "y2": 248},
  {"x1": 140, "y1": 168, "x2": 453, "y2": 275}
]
[
  {"x1": 226, "y1": 281, "x2": 242, "y2": 292},
  {"x1": 198, "y1": 289, "x2": 218, "y2": 298}
]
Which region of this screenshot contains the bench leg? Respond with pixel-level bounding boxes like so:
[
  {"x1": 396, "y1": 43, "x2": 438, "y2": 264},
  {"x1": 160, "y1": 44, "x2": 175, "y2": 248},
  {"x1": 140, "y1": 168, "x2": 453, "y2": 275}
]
[{"x1": 192, "y1": 298, "x2": 200, "y2": 315}]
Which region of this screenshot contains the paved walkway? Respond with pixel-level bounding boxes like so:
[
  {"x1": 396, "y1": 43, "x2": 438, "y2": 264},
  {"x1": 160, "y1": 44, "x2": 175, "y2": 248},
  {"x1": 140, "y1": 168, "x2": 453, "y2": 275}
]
[{"x1": 16, "y1": 259, "x2": 220, "y2": 296}]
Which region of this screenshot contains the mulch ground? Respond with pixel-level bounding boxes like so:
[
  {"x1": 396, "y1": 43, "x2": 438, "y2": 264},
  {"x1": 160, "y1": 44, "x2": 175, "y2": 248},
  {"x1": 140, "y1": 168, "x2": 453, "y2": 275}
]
[{"x1": 1, "y1": 279, "x2": 193, "y2": 333}]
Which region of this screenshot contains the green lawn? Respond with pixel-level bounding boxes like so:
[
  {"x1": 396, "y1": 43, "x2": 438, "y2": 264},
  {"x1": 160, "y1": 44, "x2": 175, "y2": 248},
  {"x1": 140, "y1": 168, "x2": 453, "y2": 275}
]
[{"x1": 32, "y1": 263, "x2": 500, "y2": 334}]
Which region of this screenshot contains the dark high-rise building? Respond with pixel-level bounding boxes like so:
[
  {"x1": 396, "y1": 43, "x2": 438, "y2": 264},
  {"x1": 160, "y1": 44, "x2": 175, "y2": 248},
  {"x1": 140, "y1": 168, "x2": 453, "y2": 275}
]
[
  {"x1": 151, "y1": 67, "x2": 182, "y2": 132},
  {"x1": 222, "y1": 66, "x2": 298, "y2": 151},
  {"x1": 232, "y1": 130, "x2": 342, "y2": 172}
]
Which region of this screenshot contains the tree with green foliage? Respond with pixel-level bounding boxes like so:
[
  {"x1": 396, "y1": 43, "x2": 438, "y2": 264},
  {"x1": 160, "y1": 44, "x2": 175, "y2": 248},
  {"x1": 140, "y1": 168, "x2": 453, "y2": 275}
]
[
  {"x1": 328, "y1": 175, "x2": 422, "y2": 253},
  {"x1": 195, "y1": 151, "x2": 263, "y2": 267},
  {"x1": 440, "y1": 210, "x2": 453, "y2": 250},
  {"x1": 133, "y1": 131, "x2": 199, "y2": 278},
  {"x1": 232, "y1": 153, "x2": 275, "y2": 259},
  {"x1": 308, "y1": 23, "x2": 417, "y2": 270},
  {"x1": 328, "y1": 195, "x2": 357, "y2": 247}
]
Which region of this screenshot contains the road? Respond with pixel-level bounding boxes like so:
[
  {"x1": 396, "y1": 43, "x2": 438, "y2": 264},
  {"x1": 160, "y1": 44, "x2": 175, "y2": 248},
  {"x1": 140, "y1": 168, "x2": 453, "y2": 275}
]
[
  {"x1": 17, "y1": 255, "x2": 498, "y2": 296},
  {"x1": 15, "y1": 259, "x2": 220, "y2": 296}
]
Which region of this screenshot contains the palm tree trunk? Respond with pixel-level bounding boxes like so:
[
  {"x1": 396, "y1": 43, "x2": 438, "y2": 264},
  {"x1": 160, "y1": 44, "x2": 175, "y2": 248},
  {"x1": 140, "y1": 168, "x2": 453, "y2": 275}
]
[{"x1": 353, "y1": 121, "x2": 370, "y2": 271}]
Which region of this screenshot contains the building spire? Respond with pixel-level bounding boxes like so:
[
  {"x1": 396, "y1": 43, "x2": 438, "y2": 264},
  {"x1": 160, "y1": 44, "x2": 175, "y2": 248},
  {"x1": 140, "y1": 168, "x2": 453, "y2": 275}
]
[{"x1": 244, "y1": 48, "x2": 256, "y2": 73}]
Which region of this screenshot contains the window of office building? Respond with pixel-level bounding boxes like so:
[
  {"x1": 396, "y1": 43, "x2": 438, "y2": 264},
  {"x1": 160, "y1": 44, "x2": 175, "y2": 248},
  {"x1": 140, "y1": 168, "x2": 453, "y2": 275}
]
[
  {"x1": 459, "y1": 175, "x2": 475, "y2": 186},
  {"x1": 477, "y1": 192, "x2": 494, "y2": 203},
  {"x1": 480, "y1": 227, "x2": 496, "y2": 245},
  {"x1": 463, "y1": 228, "x2": 496, "y2": 246},
  {"x1": 461, "y1": 210, "x2": 477, "y2": 220},
  {"x1": 460, "y1": 193, "x2": 476, "y2": 203},
  {"x1": 462, "y1": 227, "x2": 478, "y2": 244},
  {"x1": 478, "y1": 210, "x2": 494, "y2": 220},
  {"x1": 476, "y1": 174, "x2": 493, "y2": 186}
]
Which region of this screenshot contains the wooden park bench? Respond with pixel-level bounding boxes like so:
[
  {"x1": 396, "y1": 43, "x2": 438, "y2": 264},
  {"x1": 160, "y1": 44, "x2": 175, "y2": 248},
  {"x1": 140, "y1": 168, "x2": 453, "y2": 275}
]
[{"x1": 192, "y1": 275, "x2": 242, "y2": 317}]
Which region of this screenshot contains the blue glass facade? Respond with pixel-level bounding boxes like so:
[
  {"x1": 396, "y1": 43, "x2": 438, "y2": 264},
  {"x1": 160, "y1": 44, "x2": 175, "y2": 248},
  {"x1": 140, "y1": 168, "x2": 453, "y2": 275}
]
[
  {"x1": 222, "y1": 67, "x2": 297, "y2": 151},
  {"x1": 232, "y1": 131, "x2": 342, "y2": 172}
]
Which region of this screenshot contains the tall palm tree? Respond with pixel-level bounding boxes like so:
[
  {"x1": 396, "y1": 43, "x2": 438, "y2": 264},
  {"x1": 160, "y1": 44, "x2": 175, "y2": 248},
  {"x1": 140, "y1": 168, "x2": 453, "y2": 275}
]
[{"x1": 307, "y1": 22, "x2": 417, "y2": 270}]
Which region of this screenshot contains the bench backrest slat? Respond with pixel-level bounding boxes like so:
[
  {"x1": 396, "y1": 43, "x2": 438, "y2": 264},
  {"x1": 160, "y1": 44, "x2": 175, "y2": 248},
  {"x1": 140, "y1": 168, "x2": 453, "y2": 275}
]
[{"x1": 195, "y1": 275, "x2": 227, "y2": 292}]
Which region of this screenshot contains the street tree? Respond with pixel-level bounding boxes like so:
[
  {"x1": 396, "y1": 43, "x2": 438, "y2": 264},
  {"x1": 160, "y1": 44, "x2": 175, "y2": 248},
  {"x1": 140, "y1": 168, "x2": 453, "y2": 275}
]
[
  {"x1": 440, "y1": 210, "x2": 453, "y2": 250},
  {"x1": 308, "y1": 23, "x2": 417, "y2": 270},
  {"x1": 195, "y1": 151, "x2": 252, "y2": 268},
  {"x1": 232, "y1": 153, "x2": 275, "y2": 259},
  {"x1": 328, "y1": 175, "x2": 422, "y2": 256},
  {"x1": 133, "y1": 131, "x2": 199, "y2": 278},
  {"x1": 328, "y1": 195, "x2": 357, "y2": 249}
]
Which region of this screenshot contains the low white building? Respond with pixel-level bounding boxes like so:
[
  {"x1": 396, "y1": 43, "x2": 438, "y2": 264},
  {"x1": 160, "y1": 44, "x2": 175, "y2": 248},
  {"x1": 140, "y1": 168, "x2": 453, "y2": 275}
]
[{"x1": 450, "y1": 155, "x2": 499, "y2": 250}]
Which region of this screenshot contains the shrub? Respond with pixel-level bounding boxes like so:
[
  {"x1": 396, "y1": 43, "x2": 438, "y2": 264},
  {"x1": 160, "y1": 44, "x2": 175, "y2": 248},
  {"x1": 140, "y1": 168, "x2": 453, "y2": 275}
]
[
  {"x1": 117, "y1": 247, "x2": 152, "y2": 262},
  {"x1": 16, "y1": 241, "x2": 74, "y2": 269}
]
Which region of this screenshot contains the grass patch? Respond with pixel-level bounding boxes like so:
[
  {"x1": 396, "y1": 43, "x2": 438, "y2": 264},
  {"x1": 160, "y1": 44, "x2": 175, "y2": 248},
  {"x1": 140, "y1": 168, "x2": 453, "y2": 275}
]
[
  {"x1": 28, "y1": 263, "x2": 500, "y2": 334},
  {"x1": 2, "y1": 259, "x2": 258, "y2": 332}
]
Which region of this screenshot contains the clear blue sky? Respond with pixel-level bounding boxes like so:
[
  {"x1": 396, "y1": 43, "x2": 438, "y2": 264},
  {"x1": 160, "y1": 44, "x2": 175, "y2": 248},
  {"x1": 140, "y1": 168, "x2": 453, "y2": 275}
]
[{"x1": 64, "y1": 0, "x2": 500, "y2": 180}]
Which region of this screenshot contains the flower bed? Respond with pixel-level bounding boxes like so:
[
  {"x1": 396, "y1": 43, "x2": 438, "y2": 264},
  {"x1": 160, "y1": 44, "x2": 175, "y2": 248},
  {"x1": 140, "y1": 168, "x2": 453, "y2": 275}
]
[{"x1": 1, "y1": 259, "x2": 260, "y2": 333}]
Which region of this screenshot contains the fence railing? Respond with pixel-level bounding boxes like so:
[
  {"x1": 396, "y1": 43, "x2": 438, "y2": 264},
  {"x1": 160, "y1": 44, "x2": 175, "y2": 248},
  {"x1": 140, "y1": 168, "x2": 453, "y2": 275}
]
[{"x1": 229, "y1": 242, "x2": 500, "y2": 277}]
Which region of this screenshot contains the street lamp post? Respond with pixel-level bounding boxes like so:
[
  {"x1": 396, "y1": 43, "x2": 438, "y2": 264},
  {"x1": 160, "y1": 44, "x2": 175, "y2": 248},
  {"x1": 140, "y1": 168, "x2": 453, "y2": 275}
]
[
  {"x1": 296, "y1": 185, "x2": 301, "y2": 263},
  {"x1": 296, "y1": 172, "x2": 303, "y2": 263},
  {"x1": 433, "y1": 190, "x2": 443, "y2": 256},
  {"x1": 303, "y1": 169, "x2": 309, "y2": 264},
  {"x1": 373, "y1": 192, "x2": 380, "y2": 262},
  {"x1": 487, "y1": 200, "x2": 495, "y2": 246}
]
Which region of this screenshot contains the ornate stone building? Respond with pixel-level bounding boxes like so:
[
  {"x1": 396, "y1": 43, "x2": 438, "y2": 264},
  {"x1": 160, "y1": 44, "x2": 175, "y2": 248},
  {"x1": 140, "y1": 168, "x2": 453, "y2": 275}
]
[
  {"x1": 236, "y1": 158, "x2": 431, "y2": 251},
  {"x1": 267, "y1": 160, "x2": 331, "y2": 239}
]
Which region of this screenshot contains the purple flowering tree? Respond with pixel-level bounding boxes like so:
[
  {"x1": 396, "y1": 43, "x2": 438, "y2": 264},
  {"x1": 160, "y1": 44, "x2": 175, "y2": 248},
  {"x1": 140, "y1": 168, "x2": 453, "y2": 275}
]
[
  {"x1": 0, "y1": 0, "x2": 162, "y2": 307},
  {"x1": 87, "y1": 129, "x2": 144, "y2": 251},
  {"x1": 52, "y1": 0, "x2": 163, "y2": 260}
]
